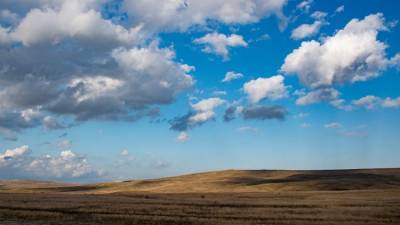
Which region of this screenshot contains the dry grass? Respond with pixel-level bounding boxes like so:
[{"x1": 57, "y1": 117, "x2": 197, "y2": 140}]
[{"x1": 0, "y1": 168, "x2": 399, "y2": 225}]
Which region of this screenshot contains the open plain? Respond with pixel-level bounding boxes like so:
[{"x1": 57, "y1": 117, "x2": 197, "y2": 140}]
[{"x1": 0, "y1": 169, "x2": 400, "y2": 225}]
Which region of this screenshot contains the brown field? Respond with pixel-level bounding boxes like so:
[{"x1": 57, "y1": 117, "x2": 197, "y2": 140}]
[{"x1": 1, "y1": 169, "x2": 400, "y2": 225}]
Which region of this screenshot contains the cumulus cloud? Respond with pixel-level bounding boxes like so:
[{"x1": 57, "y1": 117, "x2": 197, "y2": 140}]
[
  {"x1": 47, "y1": 43, "x2": 193, "y2": 121},
  {"x1": 0, "y1": 145, "x2": 100, "y2": 180},
  {"x1": 291, "y1": 21, "x2": 324, "y2": 40},
  {"x1": 123, "y1": 0, "x2": 287, "y2": 32},
  {"x1": 296, "y1": 88, "x2": 340, "y2": 106},
  {"x1": 170, "y1": 98, "x2": 225, "y2": 131},
  {"x1": 242, "y1": 105, "x2": 287, "y2": 121},
  {"x1": 2, "y1": 1, "x2": 145, "y2": 47},
  {"x1": 189, "y1": 98, "x2": 225, "y2": 124},
  {"x1": 0, "y1": 109, "x2": 44, "y2": 140},
  {"x1": 0, "y1": 41, "x2": 192, "y2": 134},
  {"x1": 194, "y1": 33, "x2": 248, "y2": 60},
  {"x1": 311, "y1": 11, "x2": 328, "y2": 20},
  {"x1": 349, "y1": 95, "x2": 400, "y2": 109},
  {"x1": 243, "y1": 75, "x2": 288, "y2": 103},
  {"x1": 0, "y1": 1, "x2": 196, "y2": 139},
  {"x1": 222, "y1": 71, "x2": 243, "y2": 82},
  {"x1": 282, "y1": 13, "x2": 398, "y2": 88},
  {"x1": 382, "y1": 97, "x2": 400, "y2": 108},
  {"x1": 296, "y1": 0, "x2": 313, "y2": 13},
  {"x1": 291, "y1": 10, "x2": 327, "y2": 40},
  {"x1": 352, "y1": 95, "x2": 381, "y2": 109}
]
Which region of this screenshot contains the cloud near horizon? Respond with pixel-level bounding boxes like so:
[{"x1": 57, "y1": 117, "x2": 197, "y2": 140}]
[{"x1": 0, "y1": 145, "x2": 101, "y2": 181}]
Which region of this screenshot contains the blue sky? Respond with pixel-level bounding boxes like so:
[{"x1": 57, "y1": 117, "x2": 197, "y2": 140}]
[{"x1": 0, "y1": 0, "x2": 399, "y2": 182}]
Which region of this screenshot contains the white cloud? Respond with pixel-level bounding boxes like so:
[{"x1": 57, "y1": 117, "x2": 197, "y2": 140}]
[
  {"x1": 222, "y1": 71, "x2": 243, "y2": 82},
  {"x1": 282, "y1": 13, "x2": 396, "y2": 88},
  {"x1": 324, "y1": 122, "x2": 342, "y2": 129},
  {"x1": 329, "y1": 95, "x2": 400, "y2": 110},
  {"x1": 8, "y1": 0, "x2": 145, "y2": 47},
  {"x1": 68, "y1": 76, "x2": 124, "y2": 103},
  {"x1": 243, "y1": 75, "x2": 288, "y2": 103},
  {"x1": 194, "y1": 33, "x2": 247, "y2": 60},
  {"x1": 169, "y1": 97, "x2": 225, "y2": 131},
  {"x1": 296, "y1": 0, "x2": 313, "y2": 13},
  {"x1": 296, "y1": 88, "x2": 340, "y2": 106},
  {"x1": 291, "y1": 21, "x2": 324, "y2": 40},
  {"x1": 301, "y1": 122, "x2": 311, "y2": 128},
  {"x1": 311, "y1": 11, "x2": 328, "y2": 20},
  {"x1": 0, "y1": 145, "x2": 99, "y2": 180},
  {"x1": 0, "y1": 145, "x2": 30, "y2": 159},
  {"x1": 48, "y1": 42, "x2": 193, "y2": 120},
  {"x1": 352, "y1": 95, "x2": 381, "y2": 109},
  {"x1": 189, "y1": 98, "x2": 225, "y2": 124},
  {"x1": 0, "y1": 2, "x2": 198, "y2": 140},
  {"x1": 177, "y1": 132, "x2": 189, "y2": 143},
  {"x1": 382, "y1": 97, "x2": 400, "y2": 108},
  {"x1": 123, "y1": 0, "x2": 287, "y2": 32},
  {"x1": 191, "y1": 98, "x2": 225, "y2": 112}
]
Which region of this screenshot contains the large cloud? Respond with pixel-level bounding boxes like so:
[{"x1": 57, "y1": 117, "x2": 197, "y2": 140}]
[
  {"x1": 123, "y1": 0, "x2": 288, "y2": 32},
  {"x1": 0, "y1": 0, "x2": 195, "y2": 140},
  {"x1": 0, "y1": 145, "x2": 100, "y2": 180},
  {"x1": 12, "y1": 1, "x2": 143, "y2": 47},
  {"x1": 1, "y1": 0, "x2": 145, "y2": 47},
  {"x1": 48, "y1": 43, "x2": 193, "y2": 120},
  {"x1": 282, "y1": 13, "x2": 397, "y2": 88}
]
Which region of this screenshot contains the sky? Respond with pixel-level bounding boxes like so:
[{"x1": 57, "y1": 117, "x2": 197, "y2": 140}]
[{"x1": 0, "y1": 0, "x2": 399, "y2": 182}]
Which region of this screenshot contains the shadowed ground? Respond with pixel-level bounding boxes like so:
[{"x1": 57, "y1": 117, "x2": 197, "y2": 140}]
[{"x1": 0, "y1": 168, "x2": 399, "y2": 225}]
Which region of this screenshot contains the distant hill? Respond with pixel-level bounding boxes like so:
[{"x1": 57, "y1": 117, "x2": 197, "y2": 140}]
[{"x1": 1, "y1": 168, "x2": 400, "y2": 194}]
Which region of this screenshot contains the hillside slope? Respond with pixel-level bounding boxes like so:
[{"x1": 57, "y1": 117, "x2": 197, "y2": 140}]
[
  {"x1": 1, "y1": 168, "x2": 400, "y2": 194},
  {"x1": 93, "y1": 168, "x2": 400, "y2": 193}
]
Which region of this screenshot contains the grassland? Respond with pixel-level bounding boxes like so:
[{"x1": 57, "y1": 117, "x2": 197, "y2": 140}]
[{"x1": 0, "y1": 169, "x2": 399, "y2": 225}]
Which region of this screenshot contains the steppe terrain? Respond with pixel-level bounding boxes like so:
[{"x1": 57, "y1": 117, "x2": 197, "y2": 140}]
[{"x1": 1, "y1": 169, "x2": 400, "y2": 225}]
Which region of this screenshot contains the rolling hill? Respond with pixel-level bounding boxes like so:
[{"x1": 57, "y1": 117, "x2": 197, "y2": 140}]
[{"x1": 1, "y1": 168, "x2": 400, "y2": 194}]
